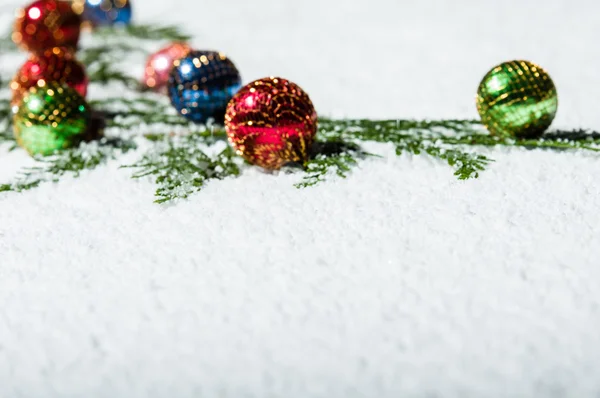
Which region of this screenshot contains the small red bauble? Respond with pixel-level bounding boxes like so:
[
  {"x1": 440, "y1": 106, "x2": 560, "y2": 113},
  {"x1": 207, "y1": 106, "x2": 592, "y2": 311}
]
[
  {"x1": 13, "y1": 0, "x2": 82, "y2": 54},
  {"x1": 143, "y1": 42, "x2": 192, "y2": 93},
  {"x1": 10, "y1": 47, "x2": 88, "y2": 106},
  {"x1": 225, "y1": 77, "x2": 318, "y2": 170}
]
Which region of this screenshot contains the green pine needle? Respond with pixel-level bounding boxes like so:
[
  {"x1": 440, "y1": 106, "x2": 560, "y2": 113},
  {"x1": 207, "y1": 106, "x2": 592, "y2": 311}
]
[
  {"x1": 0, "y1": 31, "x2": 16, "y2": 52},
  {"x1": 295, "y1": 139, "x2": 374, "y2": 188},
  {"x1": 90, "y1": 97, "x2": 190, "y2": 128},
  {"x1": 93, "y1": 24, "x2": 191, "y2": 42},
  {"x1": 296, "y1": 152, "x2": 359, "y2": 188},
  {"x1": 0, "y1": 99, "x2": 15, "y2": 144},
  {"x1": 123, "y1": 130, "x2": 239, "y2": 204},
  {"x1": 318, "y1": 118, "x2": 493, "y2": 180},
  {"x1": 0, "y1": 138, "x2": 136, "y2": 193}
]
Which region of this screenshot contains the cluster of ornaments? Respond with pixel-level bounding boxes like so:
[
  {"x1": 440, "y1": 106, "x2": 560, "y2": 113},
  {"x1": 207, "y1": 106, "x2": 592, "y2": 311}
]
[
  {"x1": 144, "y1": 47, "x2": 318, "y2": 169},
  {"x1": 8, "y1": 0, "x2": 561, "y2": 170},
  {"x1": 9, "y1": 0, "x2": 132, "y2": 155}
]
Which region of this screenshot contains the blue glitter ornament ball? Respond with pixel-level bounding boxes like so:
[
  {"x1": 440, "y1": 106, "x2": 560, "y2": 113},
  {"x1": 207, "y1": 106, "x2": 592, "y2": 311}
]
[
  {"x1": 76, "y1": 0, "x2": 132, "y2": 26},
  {"x1": 168, "y1": 51, "x2": 242, "y2": 124}
]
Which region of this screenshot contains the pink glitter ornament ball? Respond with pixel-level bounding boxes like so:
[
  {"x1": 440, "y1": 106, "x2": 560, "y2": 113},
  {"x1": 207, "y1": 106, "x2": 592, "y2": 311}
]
[{"x1": 143, "y1": 42, "x2": 191, "y2": 92}]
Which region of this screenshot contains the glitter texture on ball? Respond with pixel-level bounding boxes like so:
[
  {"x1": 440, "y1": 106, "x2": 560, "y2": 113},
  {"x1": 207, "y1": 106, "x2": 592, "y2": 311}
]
[
  {"x1": 143, "y1": 42, "x2": 192, "y2": 93},
  {"x1": 168, "y1": 50, "x2": 242, "y2": 124},
  {"x1": 13, "y1": 81, "x2": 90, "y2": 155},
  {"x1": 13, "y1": 0, "x2": 82, "y2": 54},
  {"x1": 11, "y1": 47, "x2": 88, "y2": 106},
  {"x1": 476, "y1": 60, "x2": 558, "y2": 138},
  {"x1": 225, "y1": 77, "x2": 318, "y2": 170},
  {"x1": 74, "y1": 0, "x2": 132, "y2": 26}
]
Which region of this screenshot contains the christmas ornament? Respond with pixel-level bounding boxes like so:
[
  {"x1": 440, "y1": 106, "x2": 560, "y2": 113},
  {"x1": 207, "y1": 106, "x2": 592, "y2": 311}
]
[
  {"x1": 73, "y1": 0, "x2": 132, "y2": 26},
  {"x1": 476, "y1": 60, "x2": 558, "y2": 138},
  {"x1": 11, "y1": 47, "x2": 88, "y2": 106},
  {"x1": 13, "y1": 0, "x2": 82, "y2": 54},
  {"x1": 168, "y1": 50, "x2": 242, "y2": 123},
  {"x1": 13, "y1": 81, "x2": 90, "y2": 155},
  {"x1": 225, "y1": 77, "x2": 318, "y2": 170},
  {"x1": 143, "y1": 42, "x2": 192, "y2": 93}
]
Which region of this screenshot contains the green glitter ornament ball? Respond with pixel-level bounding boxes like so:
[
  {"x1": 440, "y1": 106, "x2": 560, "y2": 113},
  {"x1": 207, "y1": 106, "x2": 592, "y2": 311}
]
[
  {"x1": 476, "y1": 60, "x2": 558, "y2": 138},
  {"x1": 13, "y1": 81, "x2": 90, "y2": 155}
]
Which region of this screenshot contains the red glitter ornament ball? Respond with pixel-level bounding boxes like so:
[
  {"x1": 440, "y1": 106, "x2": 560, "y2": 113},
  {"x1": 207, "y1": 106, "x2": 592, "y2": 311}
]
[
  {"x1": 13, "y1": 0, "x2": 82, "y2": 54},
  {"x1": 225, "y1": 77, "x2": 318, "y2": 170},
  {"x1": 11, "y1": 47, "x2": 88, "y2": 106},
  {"x1": 143, "y1": 42, "x2": 192, "y2": 93}
]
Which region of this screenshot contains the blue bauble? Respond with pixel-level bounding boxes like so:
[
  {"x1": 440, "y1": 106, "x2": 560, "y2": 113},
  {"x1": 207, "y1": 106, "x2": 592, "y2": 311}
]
[
  {"x1": 81, "y1": 0, "x2": 132, "y2": 26},
  {"x1": 168, "y1": 51, "x2": 242, "y2": 124}
]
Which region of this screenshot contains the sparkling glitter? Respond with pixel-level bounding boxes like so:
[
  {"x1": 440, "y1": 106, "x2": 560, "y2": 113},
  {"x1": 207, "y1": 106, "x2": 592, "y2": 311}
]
[
  {"x1": 13, "y1": 0, "x2": 82, "y2": 54},
  {"x1": 11, "y1": 47, "x2": 88, "y2": 106},
  {"x1": 168, "y1": 50, "x2": 241, "y2": 123},
  {"x1": 73, "y1": 0, "x2": 132, "y2": 26},
  {"x1": 225, "y1": 77, "x2": 318, "y2": 170},
  {"x1": 13, "y1": 81, "x2": 90, "y2": 155},
  {"x1": 143, "y1": 43, "x2": 191, "y2": 92},
  {"x1": 476, "y1": 60, "x2": 558, "y2": 138}
]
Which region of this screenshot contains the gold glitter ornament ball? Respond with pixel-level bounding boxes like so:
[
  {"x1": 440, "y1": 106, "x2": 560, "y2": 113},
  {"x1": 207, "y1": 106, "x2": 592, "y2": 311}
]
[
  {"x1": 13, "y1": 81, "x2": 90, "y2": 156},
  {"x1": 476, "y1": 60, "x2": 558, "y2": 138}
]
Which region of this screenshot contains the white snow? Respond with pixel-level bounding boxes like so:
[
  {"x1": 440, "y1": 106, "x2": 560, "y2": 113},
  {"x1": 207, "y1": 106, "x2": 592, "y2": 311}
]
[{"x1": 2, "y1": 0, "x2": 600, "y2": 397}]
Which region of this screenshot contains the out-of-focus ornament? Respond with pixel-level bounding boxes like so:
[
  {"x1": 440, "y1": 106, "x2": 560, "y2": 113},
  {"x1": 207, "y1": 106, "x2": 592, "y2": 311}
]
[
  {"x1": 476, "y1": 60, "x2": 558, "y2": 138},
  {"x1": 73, "y1": 0, "x2": 132, "y2": 26},
  {"x1": 225, "y1": 77, "x2": 318, "y2": 170},
  {"x1": 143, "y1": 42, "x2": 192, "y2": 93},
  {"x1": 168, "y1": 50, "x2": 242, "y2": 123},
  {"x1": 13, "y1": 81, "x2": 90, "y2": 155},
  {"x1": 13, "y1": 0, "x2": 82, "y2": 54},
  {"x1": 11, "y1": 47, "x2": 88, "y2": 106}
]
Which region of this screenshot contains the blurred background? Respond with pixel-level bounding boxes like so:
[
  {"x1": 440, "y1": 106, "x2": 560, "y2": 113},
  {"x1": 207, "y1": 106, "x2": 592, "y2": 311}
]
[
  {"x1": 2, "y1": 0, "x2": 599, "y2": 125},
  {"x1": 125, "y1": 0, "x2": 600, "y2": 126}
]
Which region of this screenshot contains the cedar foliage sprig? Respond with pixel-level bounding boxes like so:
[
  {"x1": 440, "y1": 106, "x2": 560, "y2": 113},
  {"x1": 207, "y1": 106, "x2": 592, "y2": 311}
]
[
  {"x1": 0, "y1": 138, "x2": 136, "y2": 193},
  {"x1": 317, "y1": 119, "x2": 494, "y2": 180},
  {"x1": 0, "y1": 99, "x2": 15, "y2": 144},
  {"x1": 122, "y1": 129, "x2": 240, "y2": 203},
  {"x1": 90, "y1": 97, "x2": 190, "y2": 128},
  {"x1": 94, "y1": 24, "x2": 192, "y2": 42},
  {"x1": 0, "y1": 32, "x2": 16, "y2": 51}
]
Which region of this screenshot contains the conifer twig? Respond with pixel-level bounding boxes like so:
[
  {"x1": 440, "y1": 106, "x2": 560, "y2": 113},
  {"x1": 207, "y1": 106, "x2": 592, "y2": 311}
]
[
  {"x1": 123, "y1": 130, "x2": 239, "y2": 204},
  {"x1": 0, "y1": 138, "x2": 136, "y2": 193},
  {"x1": 94, "y1": 24, "x2": 191, "y2": 42}
]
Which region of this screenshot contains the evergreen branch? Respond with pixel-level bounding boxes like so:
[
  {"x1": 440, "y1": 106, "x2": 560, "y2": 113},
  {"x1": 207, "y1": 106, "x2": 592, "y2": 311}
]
[
  {"x1": 0, "y1": 138, "x2": 136, "y2": 193},
  {"x1": 423, "y1": 146, "x2": 492, "y2": 180},
  {"x1": 296, "y1": 139, "x2": 373, "y2": 188},
  {"x1": 79, "y1": 43, "x2": 148, "y2": 66},
  {"x1": 296, "y1": 152, "x2": 359, "y2": 188},
  {"x1": 0, "y1": 98, "x2": 15, "y2": 144},
  {"x1": 318, "y1": 118, "x2": 491, "y2": 179},
  {"x1": 317, "y1": 119, "x2": 600, "y2": 180},
  {"x1": 93, "y1": 24, "x2": 191, "y2": 42},
  {"x1": 0, "y1": 31, "x2": 17, "y2": 52},
  {"x1": 90, "y1": 97, "x2": 190, "y2": 127},
  {"x1": 123, "y1": 130, "x2": 239, "y2": 204},
  {"x1": 87, "y1": 62, "x2": 141, "y2": 88},
  {"x1": 441, "y1": 130, "x2": 600, "y2": 152}
]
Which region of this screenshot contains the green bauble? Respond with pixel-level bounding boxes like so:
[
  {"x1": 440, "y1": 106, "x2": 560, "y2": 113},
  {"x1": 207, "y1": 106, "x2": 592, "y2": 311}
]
[
  {"x1": 13, "y1": 81, "x2": 90, "y2": 156},
  {"x1": 476, "y1": 60, "x2": 558, "y2": 138}
]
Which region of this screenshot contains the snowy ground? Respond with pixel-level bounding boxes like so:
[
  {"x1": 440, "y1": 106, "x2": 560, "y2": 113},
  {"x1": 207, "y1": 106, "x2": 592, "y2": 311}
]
[{"x1": 2, "y1": 0, "x2": 600, "y2": 397}]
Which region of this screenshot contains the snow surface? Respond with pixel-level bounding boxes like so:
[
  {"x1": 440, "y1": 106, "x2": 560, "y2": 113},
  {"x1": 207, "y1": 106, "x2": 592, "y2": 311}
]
[{"x1": 2, "y1": 0, "x2": 600, "y2": 397}]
